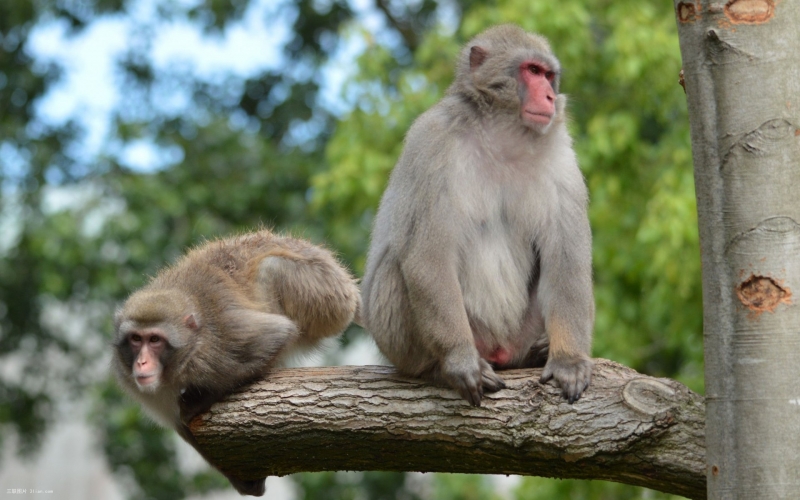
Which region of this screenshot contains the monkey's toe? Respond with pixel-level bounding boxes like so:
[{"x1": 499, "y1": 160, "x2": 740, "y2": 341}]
[
  {"x1": 229, "y1": 477, "x2": 266, "y2": 497},
  {"x1": 446, "y1": 377, "x2": 483, "y2": 406},
  {"x1": 479, "y1": 359, "x2": 506, "y2": 393}
]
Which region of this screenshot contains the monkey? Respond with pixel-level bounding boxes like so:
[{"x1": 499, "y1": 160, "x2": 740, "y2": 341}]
[
  {"x1": 361, "y1": 25, "x2": 594, "y2": 407},
  {"x1": 113, "y1": 229, "x2": 360, "y2": 496}
]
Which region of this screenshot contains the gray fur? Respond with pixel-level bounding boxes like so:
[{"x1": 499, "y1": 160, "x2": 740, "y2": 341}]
[{"x1": 362, "y1": 25, "x2": 594, "y2": 406}]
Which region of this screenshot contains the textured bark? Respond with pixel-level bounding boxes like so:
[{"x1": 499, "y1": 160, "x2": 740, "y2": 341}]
[
  {"x1": 674, "y1": 2, "x2": 800, "y2": 498},
  {"x1": 187, "y1": 359, "x2": 705, "y2": 499}
]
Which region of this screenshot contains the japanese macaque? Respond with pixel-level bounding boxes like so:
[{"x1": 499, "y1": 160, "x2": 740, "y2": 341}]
[
  {"x1": 113, "y1": 229, "x2": 359, "y2": 496},
  {"x1": 362, "y1": 25, "x2": 594, "y2": 406}
]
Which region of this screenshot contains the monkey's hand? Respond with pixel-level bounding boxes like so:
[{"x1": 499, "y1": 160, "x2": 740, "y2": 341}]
[
  {"x1": 539, "y1": 355, "x2": 593, "y2": 404},
  {"x1": 442, "y1": 347, "x2": 506, "y2": 407},
  {"x1": 179, "y1": 387, "x2": 221, "y2": 426},
  {"x1": 229, "y1": 477, "x2": 266, "y2": 497}
]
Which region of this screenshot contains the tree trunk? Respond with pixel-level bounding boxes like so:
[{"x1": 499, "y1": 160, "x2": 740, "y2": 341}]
[
  {"x1": 673, "y1": 2, "x2": 800, "y2": 498},
  {"x1": 187, "y1": 360, "x2": 706, "y2": 499}
]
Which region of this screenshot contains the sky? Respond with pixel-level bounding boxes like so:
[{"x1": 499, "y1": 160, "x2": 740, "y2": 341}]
[
  {"x1": 1, "y1": 3, "x2": 388, "y2": 498},
  {"x1": 24, "y1": 0, "x2": 384, "y2": 172}
]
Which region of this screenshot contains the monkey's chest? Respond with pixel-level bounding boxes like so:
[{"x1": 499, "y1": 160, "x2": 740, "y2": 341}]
[{"x1": 459, "y1": 216, "x2": 535, "y2": 339}]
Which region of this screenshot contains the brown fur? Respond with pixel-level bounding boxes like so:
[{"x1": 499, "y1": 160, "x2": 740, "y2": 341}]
[{"x1": 113, "y1": 228, "x2": 359, "y2": 496}]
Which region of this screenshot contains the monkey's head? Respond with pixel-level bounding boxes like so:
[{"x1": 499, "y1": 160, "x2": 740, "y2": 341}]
[
  {"x1": 453, "y1": 24, "x2": 563, "y2": 134},
  {"x1": 113, "y1": 289, "x2": 199, "y2": 394}
]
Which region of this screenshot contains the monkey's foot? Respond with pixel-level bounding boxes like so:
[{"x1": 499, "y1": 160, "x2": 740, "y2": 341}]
[
  {"x1": 539, "y1": 355, "x2": 593, "y2": 404},
  {"x1": 229, "y1": 476, "x2": 266, "y2": 497},
  {"x1": 442, "y1": 350, "x2": 506, "y2": 407}
]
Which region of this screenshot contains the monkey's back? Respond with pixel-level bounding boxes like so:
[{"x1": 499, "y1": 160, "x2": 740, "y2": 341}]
[{"x1": 146, "y1": 230, "x2": 306, "y2": 311}]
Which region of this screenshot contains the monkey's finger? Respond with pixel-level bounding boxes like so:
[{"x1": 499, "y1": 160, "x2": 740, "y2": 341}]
[
  {"x1": 479, "y1": 359, "x2": 506, "y2": 393},
  {"x1": 580, "y1": 377, "x2": 591, "y2": 396},
  {"x1": 565, "y1": 364, "x2": 593, "y2": 404},
  {"x1": 571, "y1": 362, "x2": 592, "y2": 401},
  {"x1": 579, "y1": 365, "x2": 592, "y2": 395},
  {"x1": 482, "y1": 372, "x2": 506, "y2": 393},
  {"x1": 463, "y1": 383, "x2": 483, "y2": 407},
  {"x1": 566, "y1": 384, "x2": 580, "y2": 404},
  {"x1": 449, "y1": 376, "x2": 484, "y2": 406},
  {"x1": 539, "y1": 366, "x2": 554, "y2": 384}
]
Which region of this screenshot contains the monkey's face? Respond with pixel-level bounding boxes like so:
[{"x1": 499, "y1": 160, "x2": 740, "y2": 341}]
[
  {"x1": 517, "y1": 59, "x2": 559, "y2": 132},
  {"x1": 462, "y1": 28, "x2": 561, "y2": 135},
  {"x1": 130, "y1": 330, "x2": 166, "y2": 391},
  {"x1": 116, "y1": 323, "x2": 168, "y2": 393}
]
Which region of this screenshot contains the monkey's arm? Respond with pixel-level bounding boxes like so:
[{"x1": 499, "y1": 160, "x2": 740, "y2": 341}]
[
  {"x1": 399, "y1": 209, "x2": 505, "y2": 406},
  {"x1": 537, "y1": 190, "x2": 595, "y2": 403},
  {"x1": 255, "y1": 247, "x2": 359, "y2": 344}
]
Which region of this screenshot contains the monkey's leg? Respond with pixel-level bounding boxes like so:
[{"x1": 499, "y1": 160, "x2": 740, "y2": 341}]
[
  {"x1": 177, "y1": 425, "x2": 266, "y2": 497},
  {"x1": 517, "y1": 283, "x2": 552, "y2": 369},
  {"x1": 179, "y1": 310, "x2": 299, "y2": 426},
  {"x1": 256, "y1": 248, "x2": 359, "y2": 343},
  {"x1": 179, "y1": 386, "x2": 221, "y2": 425},
  {"x1": 399, "y1": 258, "x2": 505, "y2": 406}
]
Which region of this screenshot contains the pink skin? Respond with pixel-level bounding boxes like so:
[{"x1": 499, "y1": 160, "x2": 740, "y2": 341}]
[
  {"x1": 486, "y1": 347, "x2": 513, "y2": 367},
  {"x1": 129, "y1": 330, "x2": 165, "y2": 388},
  {"x1": 519, "y1": 60, "x2": 556, "y2": 127},
  {"x1": 474, "y1": 336, "x2": 516, "y2": 368}
]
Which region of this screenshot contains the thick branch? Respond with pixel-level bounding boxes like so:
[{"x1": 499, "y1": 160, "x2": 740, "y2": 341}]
[{"x1": 188, "y1": 359, "x2": 706, "y2": 499}]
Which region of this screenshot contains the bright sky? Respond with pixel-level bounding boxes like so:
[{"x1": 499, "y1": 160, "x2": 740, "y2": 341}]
[{"x1": 24, "y1": 0, "x2": 384, "y2": 172}]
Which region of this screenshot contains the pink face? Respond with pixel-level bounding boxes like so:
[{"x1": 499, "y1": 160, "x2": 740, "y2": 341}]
[
  {"x1": 518, "y1": 60, "x2": 557, "y2": 128},
  {"x1": 128, "y1": 330, "x2": 166, "y2": 390}
]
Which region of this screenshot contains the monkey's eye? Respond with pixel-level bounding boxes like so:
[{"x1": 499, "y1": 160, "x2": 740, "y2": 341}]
[
  {"x1": 149, "y1": 336, "x2": 162, "y2": 345},
  {"x1": 527, "y1": 64, "x2": 542, "y2": 75},
  {"x1": 130, "y1": 334, "x2": 142, "y2": 344},
  {"x1": 545, "y1": 71, "x2": 555, "y2": 81}
]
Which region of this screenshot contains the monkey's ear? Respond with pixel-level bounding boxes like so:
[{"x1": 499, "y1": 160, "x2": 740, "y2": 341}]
[
  {"x1": 469, "y1": 46, "x2": 488, "y2": 70},
  {"x1": 183, "y1": 314, "x2": 200, "y2": 330}
]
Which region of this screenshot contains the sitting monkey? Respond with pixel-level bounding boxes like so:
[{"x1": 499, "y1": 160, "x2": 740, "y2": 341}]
[{"x1": 362, "y1": 25, "x2": 595, "y2": 406}]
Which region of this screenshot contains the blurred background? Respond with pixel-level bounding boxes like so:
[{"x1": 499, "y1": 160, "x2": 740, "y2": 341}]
[{"x1": 0, "y1": 0, "x2": 702, "y2": 499}]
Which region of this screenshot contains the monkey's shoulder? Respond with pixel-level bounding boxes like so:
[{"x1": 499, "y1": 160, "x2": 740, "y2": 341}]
[
  {"x1": 182, "y1": 230, "x2": 328, "y2": 272},
  {"x1": 406, "y1": 97, "x2": 471, "y2": 140},
  {"x1": 395, "y1": 99, "x2": 476, "y2": 175}
]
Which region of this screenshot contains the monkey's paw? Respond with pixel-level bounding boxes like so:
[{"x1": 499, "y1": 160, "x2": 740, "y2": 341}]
[
  {"x1": 229, "y1": 476, "x2": 266, "y2": 497},
  {"x1": 539, "y1": 355, "x2": 593, "y2": 404},
  {"x1": 442, "y1": 349, "x2": 506, "y2": 407}
]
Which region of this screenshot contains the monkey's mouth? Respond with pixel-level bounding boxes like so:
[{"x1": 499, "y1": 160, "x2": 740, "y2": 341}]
[
  {"x1": 523, "y1": 110, "x2": 553, "y2": 124},
  {"x1": 136, "y1": 374, "x2": 158, "y2": 387}
]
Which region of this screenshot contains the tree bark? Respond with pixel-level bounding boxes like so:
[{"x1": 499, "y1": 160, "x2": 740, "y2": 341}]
[
  {"x1": 187, "y1": 359, "x2": 705, "y2": 499},
  {"x1": 674, "y1": 2, "x2": 800, "y2": 499}
]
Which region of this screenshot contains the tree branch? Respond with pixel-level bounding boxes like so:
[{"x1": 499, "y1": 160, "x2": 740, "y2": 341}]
[
  {"x1": 187, "y1": 359, "x2": 706, "y2": 499},
  {"x1": 374, "y1": 0, "x2": 420, "y2": 51}
]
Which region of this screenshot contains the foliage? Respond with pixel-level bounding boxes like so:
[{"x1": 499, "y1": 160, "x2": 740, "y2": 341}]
[
  {"x1": 315, "y1": 0, "x2": 703, "y2": 391},
  {"x1": 0, "y1": 0, "x2": 701, "y2": 499},
  {"x1": 313, "y1": 1, "x2": 701, "y2": 497},
  {"x1": 515, "y1": 477, "x2": 686, "y2": 500},
  {"x1": 92, "y1": 379, "x2": 229, "y2": 500},
  {"x1": 295, "y1": 471, "x2": 421, "y2": 500}
]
